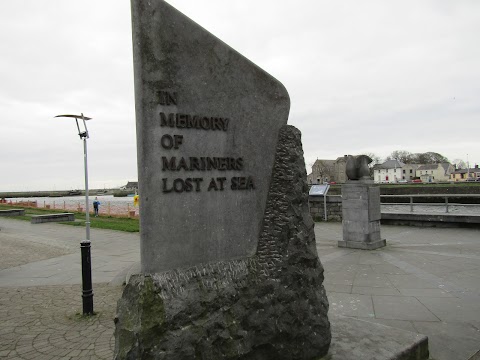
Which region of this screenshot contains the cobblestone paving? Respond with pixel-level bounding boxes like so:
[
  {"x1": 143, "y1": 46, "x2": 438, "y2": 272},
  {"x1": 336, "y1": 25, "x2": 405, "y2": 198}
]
[{"x1": 0, "y1": 284, "x2": 122, "y2": 359}]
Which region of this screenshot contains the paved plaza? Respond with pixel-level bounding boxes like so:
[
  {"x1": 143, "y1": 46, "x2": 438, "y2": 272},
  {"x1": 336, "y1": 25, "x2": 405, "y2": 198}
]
[{"x1": 0, "y1": 218, "x2": 479, "y2": 359}]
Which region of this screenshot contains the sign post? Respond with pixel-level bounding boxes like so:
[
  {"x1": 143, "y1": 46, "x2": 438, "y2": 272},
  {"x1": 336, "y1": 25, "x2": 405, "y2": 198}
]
[{"x1": 309, "y1": 184, "x2": 330, "y2": 221}]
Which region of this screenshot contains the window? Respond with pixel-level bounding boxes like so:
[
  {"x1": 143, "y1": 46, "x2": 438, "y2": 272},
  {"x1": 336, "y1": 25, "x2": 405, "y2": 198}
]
[
  {"x1": 403, "y1": 170, "x2": 406, "y2": 174},
  {"x1": 410, "y1": 169, "x2": 413, "y2": 173}
]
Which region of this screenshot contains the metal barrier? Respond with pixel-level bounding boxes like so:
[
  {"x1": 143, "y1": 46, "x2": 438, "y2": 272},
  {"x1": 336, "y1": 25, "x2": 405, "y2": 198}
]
[{"x1": 380, "y1": 194, "x2": 480, "y2": 213}]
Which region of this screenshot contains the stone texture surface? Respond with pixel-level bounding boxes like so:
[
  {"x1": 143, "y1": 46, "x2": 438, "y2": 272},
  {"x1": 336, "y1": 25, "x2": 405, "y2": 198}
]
[
  {"x1": 340, "y1": 182, "x2": 386, "y2": 250},
  {"x1": 132, "y1": 0, "x2": 290, "y2": 273},
  {"x1": 114, "y1": 125, "x2": 331, "y2": 359},
  {"x1": 309, "y1": 196, "x2": 342, "y2": 222},
  {"x1": 324, "y1": 316, "x2": 429, "y2": 360}
]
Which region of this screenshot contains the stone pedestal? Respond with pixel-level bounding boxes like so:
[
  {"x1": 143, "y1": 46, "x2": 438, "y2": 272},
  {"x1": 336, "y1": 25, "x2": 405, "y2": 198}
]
[{"x1": 338, "y1": 181, "x2": 386, "y2": 250}]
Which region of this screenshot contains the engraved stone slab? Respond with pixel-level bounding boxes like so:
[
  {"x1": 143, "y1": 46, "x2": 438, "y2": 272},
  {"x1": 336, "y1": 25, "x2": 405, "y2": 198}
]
[
  {"x1": 114, "y1": 125, "x2": 331, "y2": 360},
  {"x1": 132, "y1": 0, "x2": 290, "y2": 272}
]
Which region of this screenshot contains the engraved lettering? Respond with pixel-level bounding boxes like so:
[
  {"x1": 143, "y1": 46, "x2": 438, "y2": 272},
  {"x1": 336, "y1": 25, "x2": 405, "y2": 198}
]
[
  {"x1": 173, "y1": 135, "x2": 183, "y2": 149},
  {"x1": 207, "y1": 178, "x2": 218, "y2": 191},
  {"x1": 190, "y1": 157, "x2": 201, "y2": 171},
  {"x1": 236, "y1": 158, "x2": 244, "y2": 170},
  {"x1": 162, "y1": 178, "x2": 173, "y2": 193},
  {"x1": 217, "y1": 177, "x2": 227, "y2": 190},
  {"x1": 173, "y1": 179, "x2": 184, "y2": 193},
  {"x1": 159, "y1": 112, "x2": 229, "y2": 131},
  {"x1": 158, "y1": 90, "x2": 177, "y2": 105},
  {"x1": 201, "y1": 117, "x2": 210, "y2": 130},
  {"x1": 160, "y1": 112, "x2": 175, "y2": 127},
  {"x1": 177, "y1": 157, "x2": 188, "y2": 171},
  {"x1": 161, "y1": 134, "x2": 174, "y2": 149},
  {"x1": 176, "y1": 114, "x2": 187, "y2": 128},
  {"x1": 192, "y1": 178, "x2": 203, "y2": 191},
  {"x1": 163, "y1": 178, "x2": 204, "y2": 193},
  {"x1": 231, "y1": 176, "x2": 255, "y2": 190},
  {"x1": 162, "y1": 156, "x2": 177, "y2": 171}
]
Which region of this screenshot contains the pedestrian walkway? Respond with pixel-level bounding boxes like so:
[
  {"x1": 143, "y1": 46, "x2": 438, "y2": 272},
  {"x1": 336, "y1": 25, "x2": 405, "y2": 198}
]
[
  {"x1": 1, "y1": 218, "x2": 479, "y2": 359},
  {"x1": 0, "y1": 219, "x2": 139, "y2": 286},
  {"x1": 316, "y1": 223, "x2": 480, "y2": 360}
]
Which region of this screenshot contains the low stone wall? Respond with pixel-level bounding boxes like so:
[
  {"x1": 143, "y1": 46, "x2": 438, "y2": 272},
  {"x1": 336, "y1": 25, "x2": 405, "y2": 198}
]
[
  {"x1": 381, "y1": 212, "x2": 480, "y2": 228},
  {"x1": 31, "y1": 213, "x2": 75, "y2": 224},
  {"x1": 0, "y1": 209, "x2": 25, "y2": 216},
  {"x1": 309, "y1": 195, "x2": 342, "y2": 222}
]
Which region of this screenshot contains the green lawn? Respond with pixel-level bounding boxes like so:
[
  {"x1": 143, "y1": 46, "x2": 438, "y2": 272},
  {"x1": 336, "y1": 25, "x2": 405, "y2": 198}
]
[{"x1": 0, "y1": 205, "x2": 139, "y2": 232}]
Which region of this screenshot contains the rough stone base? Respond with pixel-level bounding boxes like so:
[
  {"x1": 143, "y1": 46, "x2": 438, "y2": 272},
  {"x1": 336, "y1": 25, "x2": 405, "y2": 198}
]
[
  {"x1": 323, "y1": 316, "x2": 429, "y2": 360},
  {"x1": 114, "y1": 125, "x2": 331, "y2": 359},
  {"x1": 337, "y1": 239, "x2": 386, "y2": 250}
]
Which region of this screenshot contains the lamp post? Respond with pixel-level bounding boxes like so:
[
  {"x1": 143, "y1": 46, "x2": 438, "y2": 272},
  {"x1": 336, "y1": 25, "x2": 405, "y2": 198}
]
[{"x1": 55, "y1": 113, "x2": 94, "y2": 315}]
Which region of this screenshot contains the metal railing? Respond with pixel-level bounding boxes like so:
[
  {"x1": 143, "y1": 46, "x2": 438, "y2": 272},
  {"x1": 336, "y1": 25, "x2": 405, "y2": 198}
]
[{"x1": 380, "y1": 194, "x2": 480, "y2": 213}]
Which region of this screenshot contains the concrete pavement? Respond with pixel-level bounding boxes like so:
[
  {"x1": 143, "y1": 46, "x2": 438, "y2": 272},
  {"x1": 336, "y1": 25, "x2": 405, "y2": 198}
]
[
  {"x1": 316, "y1": 222, "x2": 480, "y2": 360},
  {"x1": 0, "y1": 217, "x2": 479, "y2": 359},
  {"x1": 0, "y1": 219, "x2": 139, "y2": 286}
]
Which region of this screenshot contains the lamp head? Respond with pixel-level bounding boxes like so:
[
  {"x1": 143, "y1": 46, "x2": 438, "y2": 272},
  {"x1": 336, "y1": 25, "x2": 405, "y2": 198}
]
[{"x1": 54, "y1": 114, "x2": 92, "y2": 139}]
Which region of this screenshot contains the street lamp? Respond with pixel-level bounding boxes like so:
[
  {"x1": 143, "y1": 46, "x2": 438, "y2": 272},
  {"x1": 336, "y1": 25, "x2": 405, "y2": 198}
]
[{"x1": 55, "y1": 113, "x2": 94, "y2": 315}]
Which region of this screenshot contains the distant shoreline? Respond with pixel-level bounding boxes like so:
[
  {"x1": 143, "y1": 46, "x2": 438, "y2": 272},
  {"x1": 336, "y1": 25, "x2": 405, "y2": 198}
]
[{"x1": 0, "y1": 189, "x2": 135, "y2": 198}]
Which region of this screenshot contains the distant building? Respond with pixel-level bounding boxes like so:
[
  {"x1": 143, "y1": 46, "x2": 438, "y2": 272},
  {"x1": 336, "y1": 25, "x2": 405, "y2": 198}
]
[
  {"x1": 417, "y1": 163, "x2": 454, "y2": 183},
  {"x1": 400, "y1": 164, "x2": 420, "y2": 182},
  {"x1": 307, "y1": 157, "x2": 347, "y2": 184},
  {"x1": 121, "y1": 181, "x2": 138, "y2": 190},
  {"x1": 373, "y1": 159, "x2": 405, "y2": 183},
  {"x1": 450, "y1": 165, "x2": 480, "y2": 182},
  {"x1": 374, "y1": 161, "x2": 455, "y2": 183}
]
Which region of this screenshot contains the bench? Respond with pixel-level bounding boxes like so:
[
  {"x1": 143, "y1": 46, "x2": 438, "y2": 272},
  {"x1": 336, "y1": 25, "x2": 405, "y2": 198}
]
[
  {"x1": 0, "y1": 209, "x2": 25, "y2": 216},
  {"x1": 31, "y1": 213, "x2": 75, "y2": 224}
]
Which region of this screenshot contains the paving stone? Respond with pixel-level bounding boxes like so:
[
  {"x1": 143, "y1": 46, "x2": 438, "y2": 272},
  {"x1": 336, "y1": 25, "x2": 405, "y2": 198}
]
[
  {"x1": 328, "y1": 293, "x2": 375, "y2": 319},
  {"x1": 353, "y1": 271, "x2": 395, "y2": 288},
  {"x1": 413, "y1": 320, "x2": 480, "y2": 360},
  {"x1": 415, "y1": 297, "x2": 480, "y2": 322},
  {"x1": 386, "y1": 274, "x2": 441, "y2": 289},
  {"x1": 324, "y1": 284, "x2": 352, "y2": 294},
  {"x1": 352, "y1": 286, "x2": 401, "y2": 296},
  {"x1": 372, "y1": 295, "x2": 440, "y2": 322},
  {"x1": 398, "y1": 288, "x2": 454, "y2": 297}
]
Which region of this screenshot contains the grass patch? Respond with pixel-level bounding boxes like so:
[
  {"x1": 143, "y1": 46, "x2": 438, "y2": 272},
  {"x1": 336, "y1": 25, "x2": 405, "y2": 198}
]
[
  {"x1": 68, "y1": 312, "x2": 98, "y2": 321},
  {"x1": 0, "y1": 204, "x2": 139, "y2": 232}
]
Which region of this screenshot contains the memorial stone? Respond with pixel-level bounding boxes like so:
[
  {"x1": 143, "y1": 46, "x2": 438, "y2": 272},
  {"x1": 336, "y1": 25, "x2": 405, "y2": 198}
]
[
  {"x1": 114, "y1": 1, "x2": 331, "y2": 359},
  {"x1": 339, "y1": 155, "x2": 386, "y2": 250},
  {"x1": 133, "y1": 0, "x2": 290, "y2": 274}
]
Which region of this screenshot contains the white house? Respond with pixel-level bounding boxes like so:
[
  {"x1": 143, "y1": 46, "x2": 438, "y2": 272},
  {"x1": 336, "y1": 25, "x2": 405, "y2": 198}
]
[{"x1": 373, "y1": 160, "x2": 405, "y2": 183}]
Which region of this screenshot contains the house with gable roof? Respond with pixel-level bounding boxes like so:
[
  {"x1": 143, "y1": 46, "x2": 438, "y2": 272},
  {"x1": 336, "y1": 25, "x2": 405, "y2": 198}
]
[
  {"x1": 450, "y1": 165, "x2": 480, "y2": 182},
  {"x1": 417, "y1": 163, "x2": 454, "y2": 183},
  {"x1": 307, "y1": 156, "x2": 347, "y2": 184},
  {"x1": 373, "y1": 159, "x2": 406, "y2": 183}
]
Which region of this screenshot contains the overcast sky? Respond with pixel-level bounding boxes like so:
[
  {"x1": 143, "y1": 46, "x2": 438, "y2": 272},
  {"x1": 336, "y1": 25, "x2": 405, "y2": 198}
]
[{"x1": 1, "y1": 0, "x2": 479, "y2": 192}]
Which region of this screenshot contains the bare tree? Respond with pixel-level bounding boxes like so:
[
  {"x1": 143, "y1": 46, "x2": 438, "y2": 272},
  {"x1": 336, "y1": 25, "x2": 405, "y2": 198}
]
[
  {"x1": 365, "y1": 152, "x2": 382, "y2": 177},
  {"x1": 386, "y1": 150, "x2": 413, "y2": 163},
  {"x1": 411, "y1": 152, "x2": 449, "y2": 164},
  {"x1": 386, "y1": 150, "x2": 449, "y2": 164}
]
